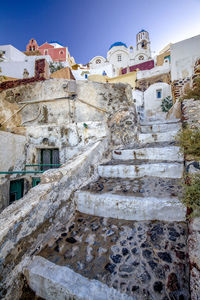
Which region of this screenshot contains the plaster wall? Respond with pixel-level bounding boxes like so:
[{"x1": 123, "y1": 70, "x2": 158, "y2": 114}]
[
  {"x1": 137, "y1": 64, "x2": 170, "y2": 80},
  {"x1": 0, "y1": 55, "x2": 52, "y2": 79},
  {"x1": 171, "y1": 34, "x2": 200, "y2": 81},
  {"x1": 144, "y1": 82, "x2": 172, "y2": 120},
  {"x1": 0, "y1": 131, "x2": 26, "y2": 211},
  {"x1": 0, "y1": 45, "x2": 26, "y2": 62}
]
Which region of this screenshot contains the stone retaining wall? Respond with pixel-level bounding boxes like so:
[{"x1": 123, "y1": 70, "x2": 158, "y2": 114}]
[
  {"x1": 182, "y1": 98, "x2": 200, "y2": 299},
  {"x1": 0, "y1": 138, "x2": 108, "y2": 299}
]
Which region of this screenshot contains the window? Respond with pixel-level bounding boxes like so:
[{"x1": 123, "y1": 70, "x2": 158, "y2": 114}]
[
  {"x1": 117, "y1": 54, "x2": 122, "y2": 62},
  {"x1": 139, "y1": 55, "x2": 144, "y2": 60},
  {"x1": 130, "y1": 47, "x2": 133, "y2": 53},
  {"x1": 156, "y1": 89, "x2": 162, "y2": 99},
  {"x1": 33, "y1": 46, "x2": 35, "y2": 51},
  {"x1": 85, "y1": 74, "x2": 88, "y2": 79},
  {"x1": 32, "y1": 177, "x2": 41, "y2": 187},
  {"x1": 96, "y1": 59, "x2": 101, "y2": 64},
  {"x1": 10, "y1": 179, "x2": 24, "y2": 204},
  {"x1": 44, "y1": 50, "x2": 48, "y2": 55},
  {"x1": 40, "y1": 149, "x2": 59, "y2": 171},
  {"x1": 60, "y1": 50, "x2": 64, "y2": 55},
  {"x1": 29, "y1": 46, "x2": 32, "y2": 51}
]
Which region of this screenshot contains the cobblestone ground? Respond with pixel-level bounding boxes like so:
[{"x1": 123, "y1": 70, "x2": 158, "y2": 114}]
[{"x1": 39, "y1": 213, "x2": 189, "y2": 299}]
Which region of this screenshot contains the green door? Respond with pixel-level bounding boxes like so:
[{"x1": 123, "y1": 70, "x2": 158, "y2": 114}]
[
  {"x1": 10, "y1": 179, "x2": 24, "y2": 204},
  {"x1": 32, "y1": 177, "x2": 41, "y2": 187}
]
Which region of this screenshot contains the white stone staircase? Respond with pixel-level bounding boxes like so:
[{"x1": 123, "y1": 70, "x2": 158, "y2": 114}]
[{"x1": 75, "y1": 119, "x2": 186, "y2": 222}]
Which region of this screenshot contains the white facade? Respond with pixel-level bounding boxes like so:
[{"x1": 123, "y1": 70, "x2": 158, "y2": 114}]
[
  {"x1": 72, "y1": 64, "x2": 114, "y2": 80},
  {"x1": 89, "y1": 29, "x2": 152, "y2": 76},
  {"x1": 0, "y1": 45, "x2": 26, "y2": 62},
  {"x1": 144, "y1": 82, "x2": 172, "y2": 120},
  {"x1": 0, "y1": 44, "x2": 52, "y2": 78},
  {"x1": 171, "y1": 34, "x2": 200, "y2": 81}
]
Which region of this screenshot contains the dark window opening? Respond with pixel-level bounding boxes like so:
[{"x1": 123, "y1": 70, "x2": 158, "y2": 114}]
[{"x1": 40, "y1": 149, "x2": 59, "y2": 171}]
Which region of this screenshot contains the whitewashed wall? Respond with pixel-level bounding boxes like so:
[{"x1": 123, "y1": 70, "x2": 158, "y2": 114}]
[
  {"x1": 171, "y1": 34, "x2": 200, "y2": 81},
  {"x1": 144, "y1": 82, "x2": 172, "y2": 120}
]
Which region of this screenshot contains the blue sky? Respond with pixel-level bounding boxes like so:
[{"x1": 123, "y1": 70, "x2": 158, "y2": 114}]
[{"x1": 1, "y1": 0, "x2": 200, "y2": 64}]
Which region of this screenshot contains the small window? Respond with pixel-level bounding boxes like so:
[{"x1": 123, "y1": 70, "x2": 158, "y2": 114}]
[
  {"x1": 117, "y1": 54, "x2": 122, "y2": 62},
  {"x1": 44, "y1": 50, "x2": 48, "y2": 55},
  {"x1": 33, "y1": 46, "x2": 35, "y2": 51},
  {"x1": 139, "y1": 55, "x2": 144, "y2": 60},
  {"x1": 29, "y1": 46, "x2": 32, "y2": 51},
  {"x1": 130, "y1": 47, "x2": 133, "y2": 53},
  {"x1": 85, "y1": 74, "x2": 88, "y2": 79},
  {"x1": 96, "y1": 59, "x2": 101, "y2": 64},
  {"x1": 60, "y1": 50, "x2": 64, "y2": 55},
  {"x1": 156, "y1": 89, "x2": 162, "y2": 99},
  {"x1": 40, "y1": 149, "x2": 59, "y2": 171}
]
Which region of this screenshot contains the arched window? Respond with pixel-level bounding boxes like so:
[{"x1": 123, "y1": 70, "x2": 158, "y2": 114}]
[
  {"x1": 29, "y1": 46, "x2": 32, "y2": 51},
  {"x1": 141, "y1": 41, "x2": 147, "y2": 49},
  {"x1": 33, "y1": 46, "x2": 35, "y2": 51},
  {"x1": 96, "y1": 59, "x2": 101, "y2": 64},
  {"x1": 60, "y1": 50, "x2": 64, "y2": 55},
  {"x1": 130, "y1": 46, "x2": 133, "y2": 53},
  {"x1": 44, "y1": 50, "x2": 48, "y2": 55}
]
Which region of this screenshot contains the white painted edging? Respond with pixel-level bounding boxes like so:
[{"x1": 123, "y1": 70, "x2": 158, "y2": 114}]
[
  {"x1": 98, "y1": 163, "x2": 184, "y2": 179},
  {"x1": 75, "y1": 191, "x2": 186, "y2": 222},
  {"x1": 138, "y1": 130, "x2": 179, "y2": 144},
  {"x1": 140, "y1": 122, "x2": 182, "y2": 133},
  {"x1": 25, "y1": 256, "x2": 134, "y2": 300},
  {"x1": 112, "y1": 146, "x2": 183, "y2": 162}
]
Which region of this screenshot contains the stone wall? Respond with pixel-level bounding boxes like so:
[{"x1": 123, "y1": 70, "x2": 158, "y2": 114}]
[{"x1": 181, "y1": 98, "x2": 200, "y2": 299}]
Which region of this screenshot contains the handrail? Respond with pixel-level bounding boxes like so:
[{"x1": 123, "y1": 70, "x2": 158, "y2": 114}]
[
  {"x1": 25, "y1": 164, "x2": 62, "y2": 167},
  {"x1": 0, "y1": 171, "x2": 44, "y2": 174}
]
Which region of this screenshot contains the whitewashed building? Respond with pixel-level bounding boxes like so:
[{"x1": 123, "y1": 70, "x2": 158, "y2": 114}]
[
  {"x1": 89, "y1": 29, "x2": 152, "y2": 75},
  {"x1": 0, "y1": 44, "x2": 52, "y2": 79}
]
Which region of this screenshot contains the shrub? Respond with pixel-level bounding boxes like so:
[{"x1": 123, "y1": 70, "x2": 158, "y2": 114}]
[
  {"x1": 182, "y1": 174, "x2": 200, "y2": 217},
  {"x1": 181, "y1": 77, "x2": 200, "y2": 101},
  {"x1": 177, "y1": 127, "x2": 200, "y2": 160},
  {"x1": 161, "y1": 96, "x2": 173, "y2": 112},
  {"x1": 49, "y1": 62, "x2": 64, "y2": 74}
]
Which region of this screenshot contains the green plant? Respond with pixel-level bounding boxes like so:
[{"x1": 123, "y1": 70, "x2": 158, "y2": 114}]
[
  {"x1": 181, "y1": 174, "x2": 200, "y2": 217},
  {"x1": 49, "y1": 62, "x2": 64, "y2": 74},
  {"x1": 161, "y1": 96, "x2": 173, "y2": 112},
  {"x1": 177, "y1": 127, "x2": 200, "y2": 160},
  {"x1": 181, "y1": 77, "x2": 200, "y2": 100}
]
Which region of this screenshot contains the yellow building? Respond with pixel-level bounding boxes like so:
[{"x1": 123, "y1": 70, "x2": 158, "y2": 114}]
[{"x1": 88, "y1": 71, "x2": 137, "y2": 90}]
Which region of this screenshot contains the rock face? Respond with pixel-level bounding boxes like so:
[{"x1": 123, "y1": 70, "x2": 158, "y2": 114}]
[{"x1": 182, "y1": 97, "x2": 200, "y2": 299}]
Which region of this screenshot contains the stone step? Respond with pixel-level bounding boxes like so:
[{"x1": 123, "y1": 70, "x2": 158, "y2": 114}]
[
  {"x1": 98, "y1": 162, "x2": 184, "y2": 179},
  {"x1": 112, "y1": 146, "x2": 183, "y2": 162},
  {"x1": 74, "y1": 191, "x2": 186, "y2": 222},
  {"x1": 140, "y1": 122, "x2": 182, "y2": 133},
  {"x1": 81, "y1": 177, "x2": 182, "y2": 199},
  {"x1": 138, "y1": 130, "x2": 179, "y2": 144}
]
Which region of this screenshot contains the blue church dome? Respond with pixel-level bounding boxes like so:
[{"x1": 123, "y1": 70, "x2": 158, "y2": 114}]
[
  {"x1": 109, "y1": 42, "x2": 128, "y2": 50},
  {"x1": 138, "y1": 29, "x2": 147, "y2": 33}
]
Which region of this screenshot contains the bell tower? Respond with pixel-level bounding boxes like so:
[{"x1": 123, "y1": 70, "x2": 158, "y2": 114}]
[{"x1": 135, "y1": 29, "x2": 151, "y2": 61}]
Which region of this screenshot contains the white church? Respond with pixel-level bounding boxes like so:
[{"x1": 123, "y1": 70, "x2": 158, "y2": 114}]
[{"x1": 89, "y1": 29, "x2": 152, "y2": 75}]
